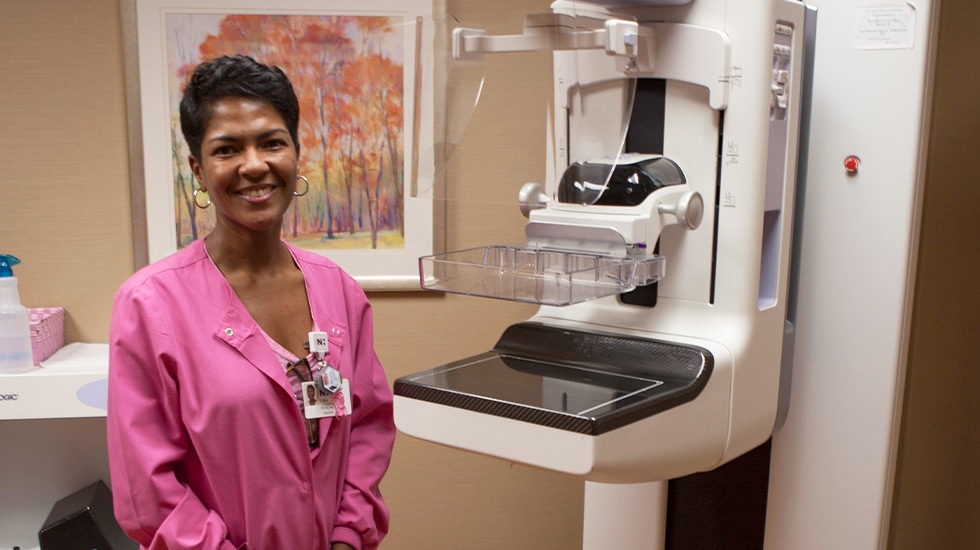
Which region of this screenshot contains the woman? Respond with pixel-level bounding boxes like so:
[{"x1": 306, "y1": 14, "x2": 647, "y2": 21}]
[{"x1": 107, "y1": 55, "x2": 395, "y2": 550}]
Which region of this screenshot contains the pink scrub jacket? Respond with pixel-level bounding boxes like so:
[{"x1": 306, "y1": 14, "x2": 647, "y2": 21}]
[{"x1": 107, "y1": 239, "x2": 395, "y2": 550}]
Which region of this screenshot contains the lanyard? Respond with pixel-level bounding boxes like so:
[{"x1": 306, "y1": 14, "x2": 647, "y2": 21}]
[{"x1": 284, "y1": 358, "x2": 320, "y2": 448}]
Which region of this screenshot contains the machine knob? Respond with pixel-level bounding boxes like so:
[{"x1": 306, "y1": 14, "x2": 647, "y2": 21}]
[
  {"x1": 658, "y1": 190, "x2": 704, "y2": 230},
  {"x1": 519, "y1": 182, "x2": 551, "y2": 218}
]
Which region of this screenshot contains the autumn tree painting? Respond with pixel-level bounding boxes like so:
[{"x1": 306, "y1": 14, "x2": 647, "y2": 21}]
[{"x1": 165, "y1": 13, "x2": 406, "y2": 252}]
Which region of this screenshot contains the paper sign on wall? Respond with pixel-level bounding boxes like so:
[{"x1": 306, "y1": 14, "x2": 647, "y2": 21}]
[{"x1": 854, "y1": 4, "x2": 916, "y2": 50}]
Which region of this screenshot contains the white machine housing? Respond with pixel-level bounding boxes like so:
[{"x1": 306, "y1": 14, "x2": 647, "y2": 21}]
[{"x1": 395, "y1": 0, "x2": 812, "y2": 483}]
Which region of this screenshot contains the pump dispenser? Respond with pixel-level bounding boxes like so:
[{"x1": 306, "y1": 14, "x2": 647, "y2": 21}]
[{"x1": 0, "y1": 255, "x2": 36, "y2": 373}]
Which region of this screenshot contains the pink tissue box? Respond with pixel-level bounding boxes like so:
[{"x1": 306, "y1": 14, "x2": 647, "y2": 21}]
[{"x1": 29, "y1": 307, "x2": 65, "y2": 365}]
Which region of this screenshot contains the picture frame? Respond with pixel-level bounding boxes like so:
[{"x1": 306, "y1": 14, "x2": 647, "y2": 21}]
[{"x1": 124, "y1": 0, "x2": 441, "y2": 291}]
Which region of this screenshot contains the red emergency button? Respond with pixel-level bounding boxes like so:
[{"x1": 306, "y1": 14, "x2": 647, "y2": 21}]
[{"x1": 844, "y1": 155, "x2": 860, "y2": 174}]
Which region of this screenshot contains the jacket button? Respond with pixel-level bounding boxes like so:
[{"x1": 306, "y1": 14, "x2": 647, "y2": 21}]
[{"x1": 224, "y1": 328, "x2": 234, "y2": 336}]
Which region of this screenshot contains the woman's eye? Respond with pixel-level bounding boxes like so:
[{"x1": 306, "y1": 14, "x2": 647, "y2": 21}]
[{"x1": 213, "y1": 146, "x2": 236, "y2": 156}]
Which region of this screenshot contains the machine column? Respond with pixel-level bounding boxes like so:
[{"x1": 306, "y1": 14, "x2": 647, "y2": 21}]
[{"x1": 583, "y1": 480, "x2": 668, "y2": 549}]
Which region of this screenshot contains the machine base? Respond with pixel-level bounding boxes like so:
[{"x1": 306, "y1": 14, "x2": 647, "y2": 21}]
[{"x1": 394, "y1": 322, "x2": 735, "y2": 482}]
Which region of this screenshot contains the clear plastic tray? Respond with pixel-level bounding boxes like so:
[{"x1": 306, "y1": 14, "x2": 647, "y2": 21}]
[{"x1": 420, "y1": 245, "x2": 665, "y2": 306}]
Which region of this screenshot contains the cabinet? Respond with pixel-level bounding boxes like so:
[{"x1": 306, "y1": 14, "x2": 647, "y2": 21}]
[{"x1": 0, "y1": 343, "x2": 111, "y2": 550}]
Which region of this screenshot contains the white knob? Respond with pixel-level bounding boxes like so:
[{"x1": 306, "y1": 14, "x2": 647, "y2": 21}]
[
  {"x1": 518, "y1": 182, "x2": 550, "y2": 218},
  {"x1": 658, "y1": 190, "x2": 704, "y2": 230}
]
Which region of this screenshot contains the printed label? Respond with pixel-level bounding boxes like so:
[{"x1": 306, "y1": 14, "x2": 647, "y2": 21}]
[{"x1": 854, "y1": 4, "x2": 916, "y2": 50}]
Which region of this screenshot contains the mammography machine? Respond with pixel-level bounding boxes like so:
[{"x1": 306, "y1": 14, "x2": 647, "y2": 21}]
[{"x1": 395, "y1": 0, "x2": 815, "y2": 546}]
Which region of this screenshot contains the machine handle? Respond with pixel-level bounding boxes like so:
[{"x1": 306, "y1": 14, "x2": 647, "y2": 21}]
[
  {"x1": 658, "y1": 190, "x2": 704, "y2": 230},
  {"x1": 519, "y1": 182, "x2": 551, "y2": 218}
]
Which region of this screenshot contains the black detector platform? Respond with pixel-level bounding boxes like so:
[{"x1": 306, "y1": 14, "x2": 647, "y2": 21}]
[{"x1": 394, "y1": 322, "x2": 713, "y2": 435}]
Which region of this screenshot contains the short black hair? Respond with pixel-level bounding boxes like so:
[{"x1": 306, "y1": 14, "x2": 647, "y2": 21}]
[{"x1": 179, "y1": 55, "x2": 300, "y2": 161}]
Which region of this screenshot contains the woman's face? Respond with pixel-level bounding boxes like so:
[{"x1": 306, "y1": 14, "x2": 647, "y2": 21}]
[{"x1": 189, "y1": 97, "x2": 299, "y2": 236}]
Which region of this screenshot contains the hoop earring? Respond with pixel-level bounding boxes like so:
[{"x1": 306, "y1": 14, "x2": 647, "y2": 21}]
[
  {"x1": 193, "y1": 188, "x2": 211, "y2": 209},
  {"x1": 294, "y1": 175, "x2": 310, "y2": 197}
]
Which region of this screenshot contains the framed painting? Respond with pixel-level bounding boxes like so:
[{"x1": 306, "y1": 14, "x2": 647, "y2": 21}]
[{"x1": 127, "y1": 0, "x2": 440, "y2": 290}]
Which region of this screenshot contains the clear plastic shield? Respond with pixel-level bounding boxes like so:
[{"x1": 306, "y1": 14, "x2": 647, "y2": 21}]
[
  {"x1": 412, "y1": 9, "x2": 640, "y2": 209},
  {"x1": 409, "y1": 14, "x2": 486, "y2": 203}
]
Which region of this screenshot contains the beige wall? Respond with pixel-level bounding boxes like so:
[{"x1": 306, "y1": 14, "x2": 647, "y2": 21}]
[
  {"x1": 3, "y1": 0, "x2": 978, "y2": 548},
  {"x1": 1, "y1": 0, "x2": 134, "y2": 344}
]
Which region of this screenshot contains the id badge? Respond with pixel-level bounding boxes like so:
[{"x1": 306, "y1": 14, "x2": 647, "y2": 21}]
[
  {"x1": 303, "y1": 380, "x2": 351, "y2": 419},
  {"x1": 303, "y1": 381, "x2": 331, "y2": 419}
]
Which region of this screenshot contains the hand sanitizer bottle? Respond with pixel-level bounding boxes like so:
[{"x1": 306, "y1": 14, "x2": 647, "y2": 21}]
[{"x1": 0, "y1": 255, "x2": 36, "y2": 374}]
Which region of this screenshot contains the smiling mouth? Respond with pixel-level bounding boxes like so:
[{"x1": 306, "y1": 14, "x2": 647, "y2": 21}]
[{"x1": 239, "y1": 185, "x2": 277, "y2": 199}]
